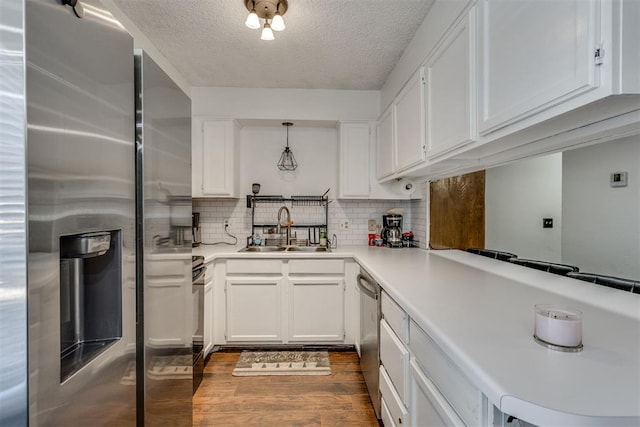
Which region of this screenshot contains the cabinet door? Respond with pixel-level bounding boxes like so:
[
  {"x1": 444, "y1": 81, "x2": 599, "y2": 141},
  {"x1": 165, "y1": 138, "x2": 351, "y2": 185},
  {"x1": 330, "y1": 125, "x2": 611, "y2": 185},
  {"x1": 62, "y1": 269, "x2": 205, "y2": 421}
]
[
  {"x1": 225, "y1": 278, "x2": 282, "y2": 342},
  {"x1": 478, "y1": 0, "x2": 601, "y2": 135},
  {"x1": 146, "y1": 259, "x2": 191, "y2": 348},
  {"x1": 288, "y1": 278, "x2": 345, "y2": 342},
  {"x1": 394, "y1": 70, "x2": 425, "y2": 172},
  {"x1": 339, "y1": 122, "x2": 371, "y2": 198},
  {"x1": 426, "y1": 6, "x2": 477, "y2": 159},
  {"x1": 200, "y1": 120, "x2": 237, "y2": 197},
  {"x1": 410, "y1": 359, "x2": 465, "y2": 427},
  {"x1": 377, "y1": 106, "x2": 395, "y2": 179}
]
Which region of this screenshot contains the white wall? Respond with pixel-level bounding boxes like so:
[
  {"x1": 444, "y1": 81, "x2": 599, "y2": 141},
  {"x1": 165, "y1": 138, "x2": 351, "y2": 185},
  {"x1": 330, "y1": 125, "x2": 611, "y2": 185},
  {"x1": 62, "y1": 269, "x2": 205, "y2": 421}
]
[
  {"x1": 239, "y1": 125, "x2": 338, "y2": 198},
  {"x1": 562, "y1": 136, "x2": 640, "y2": 279},
  {"x1": 192, "y1": 87, "x2": 380, "y2": 121},
  {"x1": 485, "y1": 153, "x2": 563, "y2": 261}
]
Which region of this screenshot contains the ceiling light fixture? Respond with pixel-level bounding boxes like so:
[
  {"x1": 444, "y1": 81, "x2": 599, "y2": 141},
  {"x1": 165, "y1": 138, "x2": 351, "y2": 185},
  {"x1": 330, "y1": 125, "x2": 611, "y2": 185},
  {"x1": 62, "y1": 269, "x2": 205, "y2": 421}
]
[
  {"x1": 261, "y1": 21, "x2": 274, "y2": 41},
  {"x1": 244, "y1": 0, "x2": 288, "y2": 40},
  {"x1": 277, "y1": 122, "x2": 297, "y2": 171}
]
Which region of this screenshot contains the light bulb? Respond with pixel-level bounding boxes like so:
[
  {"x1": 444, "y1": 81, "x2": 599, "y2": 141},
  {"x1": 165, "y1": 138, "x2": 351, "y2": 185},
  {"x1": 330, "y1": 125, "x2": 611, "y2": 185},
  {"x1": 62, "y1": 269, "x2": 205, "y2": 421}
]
[
  {"x1": 245, "y1": 9, "x2": 260, "y2": 29},
  {"x1": 261, "y1": 22, "x2": 274, "y2": 40},
  {"x1": 271, "y1": 12, "x2": 285, "y2": 31}
]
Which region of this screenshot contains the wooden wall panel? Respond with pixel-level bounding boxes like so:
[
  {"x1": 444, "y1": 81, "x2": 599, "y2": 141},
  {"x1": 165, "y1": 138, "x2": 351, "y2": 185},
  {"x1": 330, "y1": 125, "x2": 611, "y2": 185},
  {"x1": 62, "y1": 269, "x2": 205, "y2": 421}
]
[{"x1": 429, "y1": 171, "x2": 485, "y2": 250}]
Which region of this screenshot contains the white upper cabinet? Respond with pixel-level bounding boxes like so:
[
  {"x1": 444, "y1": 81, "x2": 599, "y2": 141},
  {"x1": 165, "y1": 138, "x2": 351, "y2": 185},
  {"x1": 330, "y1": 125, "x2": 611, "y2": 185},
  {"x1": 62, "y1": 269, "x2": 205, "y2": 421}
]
[
  {"x1": 192, "y1": 119, "x2": 238, "y2": 198},
  {"x1": 376, "y1": 107, "x2": 395, "y2": 180},
  {"x1": 425, "y1": 5, "x2": 477, "y2": 159},
  {"x1": 394, "y1": 70, "x2": 426, "y2": 172},
  {"x1": 341, "y1": 121, "x2": 410, "y2": 199},
  {"x1": 339, "y1": 122, "x2": 371, "y2": 198},
  {"x1": 478, "y1": 0, "x2": 601, "y2": 135},
  {"x1": 376, "y1": 0, "x2": 639, "y2": 180}
]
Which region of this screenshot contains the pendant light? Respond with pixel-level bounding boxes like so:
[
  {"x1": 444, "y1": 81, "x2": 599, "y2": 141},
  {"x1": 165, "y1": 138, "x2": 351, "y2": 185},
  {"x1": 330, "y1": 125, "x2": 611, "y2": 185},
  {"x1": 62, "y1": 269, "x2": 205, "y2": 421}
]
[{"x1": 277, "y1": 122, "x2": 297, "y2": 171}]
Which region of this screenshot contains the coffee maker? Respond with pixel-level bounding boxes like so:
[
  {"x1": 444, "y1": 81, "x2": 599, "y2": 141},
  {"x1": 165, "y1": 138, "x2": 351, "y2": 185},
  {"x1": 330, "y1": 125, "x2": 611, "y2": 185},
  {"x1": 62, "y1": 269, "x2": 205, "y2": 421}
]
[
  {"x1": 382, "y1": 214, "x2": 403, "y2": 247},
  {"x1": 192, "y1": 212, "x2": 202, "y2": 247}
]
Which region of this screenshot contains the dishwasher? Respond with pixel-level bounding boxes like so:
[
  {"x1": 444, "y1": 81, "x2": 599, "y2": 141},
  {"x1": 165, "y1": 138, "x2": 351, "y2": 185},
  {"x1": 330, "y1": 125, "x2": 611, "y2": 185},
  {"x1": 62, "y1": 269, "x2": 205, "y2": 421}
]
[{"x1": 357, "y1": 268, "x2": 381, "y2": 419}]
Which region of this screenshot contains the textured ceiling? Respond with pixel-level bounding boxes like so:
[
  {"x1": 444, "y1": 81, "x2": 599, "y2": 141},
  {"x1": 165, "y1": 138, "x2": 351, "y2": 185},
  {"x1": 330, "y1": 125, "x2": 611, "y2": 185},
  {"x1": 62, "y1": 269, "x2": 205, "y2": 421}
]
[{"x1": 111, "y1": 0, "x2": 434, "y2": 90}]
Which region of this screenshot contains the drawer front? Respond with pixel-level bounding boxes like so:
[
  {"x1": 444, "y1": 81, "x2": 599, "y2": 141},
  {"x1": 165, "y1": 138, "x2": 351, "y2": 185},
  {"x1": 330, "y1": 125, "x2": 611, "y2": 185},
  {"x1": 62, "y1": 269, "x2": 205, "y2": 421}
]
[
  {"x1": 380, "y1": 319, "x2": 409, "y2": 404},
  {"x1": 410, "y1": 359, "x2": 465, "y2": 427},
  {"x1": 409, "y1": 320, "x2": 483, "y2": 426},
  {"x1": 381, "y1": 397, "x2": 397, "y2": 427},
  {"x1": 379, "y1": 365, "x2": 408, "y2": 426},
  {"x1": 288, "y1": 259, "x2": 344, "y2": 275},
  {"x1": 381, "y1": 291, "x2": 409, "y2": 343},
  {"x1": 146, "y1": 259, "x2": 187, "y2": 277},
  {"x1": 226, "y1": 259, "x2": 282, "y2": 274}
]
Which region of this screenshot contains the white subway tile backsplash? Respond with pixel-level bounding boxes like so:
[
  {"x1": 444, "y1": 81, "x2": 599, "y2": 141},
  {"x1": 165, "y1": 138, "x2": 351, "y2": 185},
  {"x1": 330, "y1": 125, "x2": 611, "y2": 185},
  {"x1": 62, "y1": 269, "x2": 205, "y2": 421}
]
[{"x1": 193, "y1": 196, "x2": 427, "y2": 248}]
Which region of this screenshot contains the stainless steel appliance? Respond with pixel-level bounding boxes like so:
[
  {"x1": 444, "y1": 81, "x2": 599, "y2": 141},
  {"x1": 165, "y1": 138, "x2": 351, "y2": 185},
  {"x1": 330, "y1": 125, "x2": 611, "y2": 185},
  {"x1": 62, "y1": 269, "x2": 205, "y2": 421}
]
[
  {"x1": 192, "y1": 212, "x2": 202, "y2": 247},
  {"x1": 0, "y1": 0, "x2": 28, "y2": 422},
  {"x1": 136, "y1": 49, "x2": 192, "y2": 424},
  {"x1": 382, "y1": 214, "x2": 403, "y2": 247},
  {"x1": 192, "y1": 256, "x2": 206, "y2": 393},
  {"x1": 24, "y1": 1, "x2": 138, "y2": 424},
  {"x1": 0, "y1": 1, "x2": 193, "y2": 424},
  {"x1": 357, "y1": 268, "x2": 382, "y2": 419}
]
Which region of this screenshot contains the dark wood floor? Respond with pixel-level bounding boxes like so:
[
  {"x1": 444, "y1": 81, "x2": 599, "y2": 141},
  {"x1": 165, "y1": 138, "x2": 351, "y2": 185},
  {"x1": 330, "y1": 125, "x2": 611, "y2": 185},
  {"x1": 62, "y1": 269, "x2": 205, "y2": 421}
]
[{"x1": 193, "y1": 351, "x2": 380, "y2": 426}]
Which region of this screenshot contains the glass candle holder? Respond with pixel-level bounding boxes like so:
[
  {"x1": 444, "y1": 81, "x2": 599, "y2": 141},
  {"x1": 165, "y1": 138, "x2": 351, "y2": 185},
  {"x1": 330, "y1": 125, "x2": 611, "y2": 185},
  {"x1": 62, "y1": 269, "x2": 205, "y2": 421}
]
[{"x1": 534, "y1": 304, "x2": 583, "y2": 352}]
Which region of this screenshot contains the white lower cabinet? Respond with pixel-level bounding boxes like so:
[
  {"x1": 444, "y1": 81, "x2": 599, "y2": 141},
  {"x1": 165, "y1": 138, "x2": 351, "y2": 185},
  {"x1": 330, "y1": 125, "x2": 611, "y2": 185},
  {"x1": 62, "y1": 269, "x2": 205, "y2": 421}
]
[
  {"x1": 377, "y1": 291, "x2": 489, "y2": 427},
  {"x1": 380, "y1": 319, "x2": 409, "y2": 403},
  {"x1": 380, "y1": 365, "x2": 408, "y2": 426},
  {"x1": 145, "y1": 258, "x2": 191, "y2": 348},
  {"x1": 381, "y1": 397, "x2": 397, "y2": 427},
  {"x1": 410, "y1": 320, "x2": 485, "y2": 426},
  {"x1": 380, "y1": 291, "x2": 410, "y2": 426},
  {"x1": 289, "y1": 278, "x2": 344, "y2": 342},
  {"x1": 203, "y1": 262, "x2": 213, "y2": 356},
  {"x1": 225, "y1": 278, "x2": 283, "y2": 342},
  {"x1": 217, "y1": 258, "x2": 350, "y2": 345},
  {"x1": 410, "y1": 359, "x2": 465, "y2": 427}
]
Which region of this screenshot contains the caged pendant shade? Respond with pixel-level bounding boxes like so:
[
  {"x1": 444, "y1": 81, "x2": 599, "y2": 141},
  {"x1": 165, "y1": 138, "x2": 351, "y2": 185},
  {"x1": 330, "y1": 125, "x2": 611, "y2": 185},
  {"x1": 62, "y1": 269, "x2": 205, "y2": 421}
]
[{"x1": 277, "y1": 122, "x2": 297, "y2": 171}]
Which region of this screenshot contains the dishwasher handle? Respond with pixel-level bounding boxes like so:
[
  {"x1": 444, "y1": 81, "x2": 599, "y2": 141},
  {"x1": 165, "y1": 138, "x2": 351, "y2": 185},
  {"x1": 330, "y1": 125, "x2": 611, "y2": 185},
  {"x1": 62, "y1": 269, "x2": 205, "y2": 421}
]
[{"x1": 357, "y1": 273, "x2": 379, "y2": 300}]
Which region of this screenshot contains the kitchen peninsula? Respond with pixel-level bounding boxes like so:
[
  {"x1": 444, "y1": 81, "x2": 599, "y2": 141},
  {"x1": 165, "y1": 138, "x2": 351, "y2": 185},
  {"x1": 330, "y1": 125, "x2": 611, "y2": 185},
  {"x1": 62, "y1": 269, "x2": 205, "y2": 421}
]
[{"x1": 195, "y1": 244, "x2": 640, "y2": 426}]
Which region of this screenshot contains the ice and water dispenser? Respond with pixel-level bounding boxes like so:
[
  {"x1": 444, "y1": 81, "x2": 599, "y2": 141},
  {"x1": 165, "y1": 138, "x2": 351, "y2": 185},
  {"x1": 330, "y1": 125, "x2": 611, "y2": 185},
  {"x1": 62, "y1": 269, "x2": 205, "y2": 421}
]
[{"x1": 59, "y1": 230, "x2": 122, "y2": 382}]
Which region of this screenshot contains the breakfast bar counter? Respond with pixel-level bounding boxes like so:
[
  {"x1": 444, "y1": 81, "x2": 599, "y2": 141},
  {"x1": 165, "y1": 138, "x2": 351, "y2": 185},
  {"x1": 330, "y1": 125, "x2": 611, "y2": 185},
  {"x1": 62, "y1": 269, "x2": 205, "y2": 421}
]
[{"x1": 194, "y1": 245, "x2": 640, "y2": 425}]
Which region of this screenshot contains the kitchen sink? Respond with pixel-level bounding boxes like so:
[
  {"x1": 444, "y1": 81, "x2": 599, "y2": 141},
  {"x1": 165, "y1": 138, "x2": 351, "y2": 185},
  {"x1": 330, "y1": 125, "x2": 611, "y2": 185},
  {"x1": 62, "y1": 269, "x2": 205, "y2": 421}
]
[
  {"x1": 238, "y1": 246, "x2": 287, "y2": 252},
  {"x1": 238, "y1": 246, "x2": 330, "y2": 253},
  {"x1": 284, "y1": 246, "x2": 330, "y2": 252}
]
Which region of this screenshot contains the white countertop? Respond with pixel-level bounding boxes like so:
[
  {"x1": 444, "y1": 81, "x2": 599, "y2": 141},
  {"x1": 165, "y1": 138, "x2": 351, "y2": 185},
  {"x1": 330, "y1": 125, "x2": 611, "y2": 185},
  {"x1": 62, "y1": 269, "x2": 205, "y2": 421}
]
[{"x1": 193, "y1": 244, "x2": 640, "y2": 425}]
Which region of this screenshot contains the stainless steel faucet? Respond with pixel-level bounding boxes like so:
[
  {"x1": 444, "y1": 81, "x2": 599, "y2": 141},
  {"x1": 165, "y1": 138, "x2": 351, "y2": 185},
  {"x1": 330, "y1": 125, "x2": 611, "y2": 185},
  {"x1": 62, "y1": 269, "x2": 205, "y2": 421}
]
[{"x1": 276, "y1": 206, "x2": 291, "y2": 245}]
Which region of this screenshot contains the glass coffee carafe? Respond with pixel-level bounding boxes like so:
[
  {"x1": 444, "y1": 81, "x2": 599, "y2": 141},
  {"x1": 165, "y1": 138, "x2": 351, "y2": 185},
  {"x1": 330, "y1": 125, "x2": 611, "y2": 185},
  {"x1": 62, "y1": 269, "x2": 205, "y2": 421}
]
[{"x1": 381, "y1": 214, "x2": 403, "y2": 247}]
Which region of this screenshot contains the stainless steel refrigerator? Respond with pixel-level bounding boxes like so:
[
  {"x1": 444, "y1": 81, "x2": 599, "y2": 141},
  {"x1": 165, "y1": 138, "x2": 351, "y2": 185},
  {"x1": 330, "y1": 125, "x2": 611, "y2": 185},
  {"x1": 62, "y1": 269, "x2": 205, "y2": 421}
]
[
  {"x1": 0, "y1": 0, "x2": 192, "y2": 425},
  {"x1": 135, "y1": 50, "x2": 193, "y2": 426}
]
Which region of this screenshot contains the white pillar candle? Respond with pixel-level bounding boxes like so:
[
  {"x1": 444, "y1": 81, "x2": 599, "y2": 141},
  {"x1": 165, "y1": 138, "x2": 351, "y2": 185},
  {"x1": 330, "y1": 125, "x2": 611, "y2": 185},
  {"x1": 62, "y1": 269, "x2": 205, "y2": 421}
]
[{"x1": 534, "y1": 305, "x2": 582, "y2": 347}]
